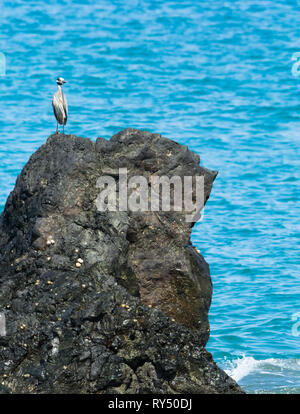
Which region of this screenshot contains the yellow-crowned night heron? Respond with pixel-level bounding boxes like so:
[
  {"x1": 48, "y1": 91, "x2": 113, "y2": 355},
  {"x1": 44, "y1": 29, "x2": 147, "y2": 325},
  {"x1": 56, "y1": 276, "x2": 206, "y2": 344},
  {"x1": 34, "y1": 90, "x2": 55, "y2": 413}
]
[{"x1": 52, "y1": 77, "x2": 68, "y2": 134}]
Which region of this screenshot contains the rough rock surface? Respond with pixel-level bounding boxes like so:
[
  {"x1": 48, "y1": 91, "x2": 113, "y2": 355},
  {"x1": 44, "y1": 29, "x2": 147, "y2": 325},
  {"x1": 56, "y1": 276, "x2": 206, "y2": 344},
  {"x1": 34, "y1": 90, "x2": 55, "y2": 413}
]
[{"x1": 0, "y1": 129, "x2": 244, "y2": 394}]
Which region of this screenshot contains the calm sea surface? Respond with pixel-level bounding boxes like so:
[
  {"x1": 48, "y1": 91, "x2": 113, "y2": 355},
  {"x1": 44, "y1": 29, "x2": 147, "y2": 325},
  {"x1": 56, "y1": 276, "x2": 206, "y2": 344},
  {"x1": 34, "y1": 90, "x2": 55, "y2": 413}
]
[{"x1": 0, "y1": 0, "x2": 299, "y2": 393}]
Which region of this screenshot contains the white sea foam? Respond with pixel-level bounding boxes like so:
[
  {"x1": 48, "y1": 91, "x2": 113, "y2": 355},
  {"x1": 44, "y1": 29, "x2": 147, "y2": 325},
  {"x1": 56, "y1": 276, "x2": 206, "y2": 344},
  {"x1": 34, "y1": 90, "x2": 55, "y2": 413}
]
[
  {"x1": 224, "y1": 355, "x2": 300, "y2": 382},
  {"x1": 225, "y1": 356, "x2": 259, "y2": 381}
]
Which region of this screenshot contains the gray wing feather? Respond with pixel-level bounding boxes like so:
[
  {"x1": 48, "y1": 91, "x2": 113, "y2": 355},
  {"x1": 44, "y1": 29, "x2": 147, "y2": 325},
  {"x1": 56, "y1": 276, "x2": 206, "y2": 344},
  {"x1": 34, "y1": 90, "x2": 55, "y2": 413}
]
[
  {"x1": 52, "y1": 90, "x2": 67, "y2": 125},
  {"x1": 62, "y1": 92, "x2": 68, "y2": 125}
]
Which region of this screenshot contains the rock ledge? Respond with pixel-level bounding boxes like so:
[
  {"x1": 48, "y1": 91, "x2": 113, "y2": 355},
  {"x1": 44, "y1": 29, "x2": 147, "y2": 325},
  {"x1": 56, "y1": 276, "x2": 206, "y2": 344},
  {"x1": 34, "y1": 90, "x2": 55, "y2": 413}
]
[{"x1": 0, "y1": 129, "x2": 243, "y2": 394}]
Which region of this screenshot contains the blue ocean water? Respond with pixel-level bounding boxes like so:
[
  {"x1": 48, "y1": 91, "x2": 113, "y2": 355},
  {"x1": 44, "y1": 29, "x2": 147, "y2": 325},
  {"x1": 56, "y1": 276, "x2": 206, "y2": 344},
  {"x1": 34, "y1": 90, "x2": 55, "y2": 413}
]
[{"x1": 0, "y1": 0, "x2": 299, "y2": 393}]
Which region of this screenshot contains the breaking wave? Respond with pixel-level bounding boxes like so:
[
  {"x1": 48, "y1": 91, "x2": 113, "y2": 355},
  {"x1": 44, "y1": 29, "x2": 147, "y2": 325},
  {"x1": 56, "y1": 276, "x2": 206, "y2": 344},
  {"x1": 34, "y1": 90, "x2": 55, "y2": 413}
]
[{"x1": 223, "y1": 356, "x2": 300, "y2": 393}]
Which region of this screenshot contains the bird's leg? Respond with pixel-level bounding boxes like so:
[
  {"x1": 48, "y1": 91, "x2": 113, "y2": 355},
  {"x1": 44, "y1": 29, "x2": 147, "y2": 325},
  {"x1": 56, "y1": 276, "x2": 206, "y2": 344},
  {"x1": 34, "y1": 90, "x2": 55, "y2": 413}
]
[
  {"x1": 63, "y1": 124, "x2": 65, "y2": 134},
  {"x1": 56, "y1": 121, "x2": 58, "y2": 134}
]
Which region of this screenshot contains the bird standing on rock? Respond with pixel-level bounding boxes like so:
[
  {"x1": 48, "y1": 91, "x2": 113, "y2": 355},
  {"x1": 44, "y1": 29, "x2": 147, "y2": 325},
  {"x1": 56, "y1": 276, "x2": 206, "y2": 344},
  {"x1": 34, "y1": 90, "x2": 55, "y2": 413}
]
[{"x1": 52, "y1": 77, "x2": 68, "y2": 134}]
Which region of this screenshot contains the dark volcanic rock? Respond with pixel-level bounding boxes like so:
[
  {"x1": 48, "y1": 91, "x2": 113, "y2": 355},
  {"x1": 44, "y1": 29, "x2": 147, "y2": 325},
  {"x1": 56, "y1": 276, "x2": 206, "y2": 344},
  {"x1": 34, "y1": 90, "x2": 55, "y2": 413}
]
[{"x1": 0, "y1": 128, "x2": 244, "y2": 394}]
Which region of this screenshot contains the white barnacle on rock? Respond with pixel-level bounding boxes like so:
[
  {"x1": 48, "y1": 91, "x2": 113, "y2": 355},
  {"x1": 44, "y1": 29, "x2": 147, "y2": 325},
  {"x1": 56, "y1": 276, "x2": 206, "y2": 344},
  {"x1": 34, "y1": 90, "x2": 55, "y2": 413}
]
[
  {"x1": 0, "y1": 313, "x2": 6, "y2": 337},
  {"x1": 78, "y1": 258, "x2": 84, "y2": 264},
  {"x1": 51, "y1": 337, "x2": 60, "y2": 356}
]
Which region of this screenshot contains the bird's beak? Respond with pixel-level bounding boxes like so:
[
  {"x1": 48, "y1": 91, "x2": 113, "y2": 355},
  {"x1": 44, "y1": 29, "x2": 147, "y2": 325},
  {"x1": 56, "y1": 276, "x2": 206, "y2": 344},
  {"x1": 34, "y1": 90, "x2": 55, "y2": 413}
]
[{"x1": 63, "y1": 80, "x2": 67, "y2": 84}]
